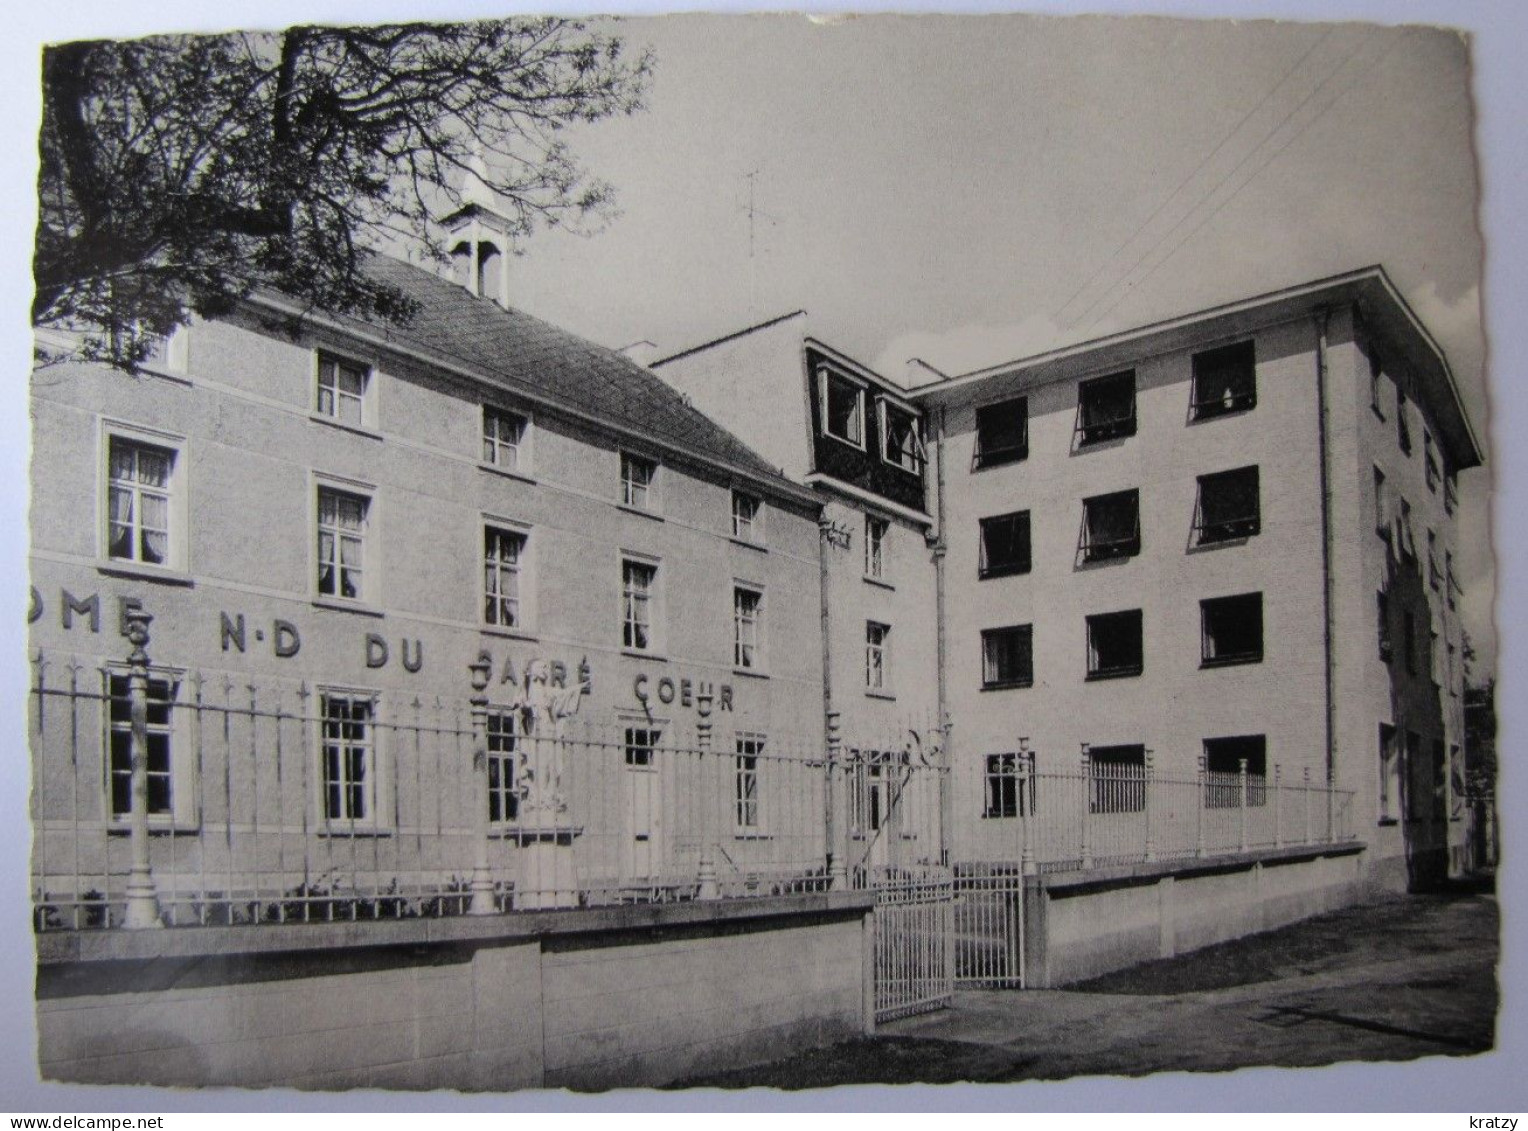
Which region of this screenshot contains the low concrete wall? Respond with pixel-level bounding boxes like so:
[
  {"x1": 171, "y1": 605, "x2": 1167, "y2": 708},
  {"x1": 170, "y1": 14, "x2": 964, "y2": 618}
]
[
  {"x1": 1022, "y1": 843, "x2": 1366, "y2": 988},
  {"x1": 36, "y1": 893, "x2": 874, "y2": 1092}
]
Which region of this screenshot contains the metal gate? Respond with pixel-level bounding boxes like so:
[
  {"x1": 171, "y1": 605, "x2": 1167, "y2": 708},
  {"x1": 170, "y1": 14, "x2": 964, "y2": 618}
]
[
  {"x1": 868, "y1": 866, "x2": 955, "y2": 1022},
  {"x1": 953, "y1": 863, "x2": 1026, "y2": 988}
]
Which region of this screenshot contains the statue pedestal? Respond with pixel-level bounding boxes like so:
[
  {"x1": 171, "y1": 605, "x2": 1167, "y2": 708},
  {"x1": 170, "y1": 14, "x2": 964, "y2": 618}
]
[{"x1": 513, "y1": 820, "x2": 583, "y2": 910}]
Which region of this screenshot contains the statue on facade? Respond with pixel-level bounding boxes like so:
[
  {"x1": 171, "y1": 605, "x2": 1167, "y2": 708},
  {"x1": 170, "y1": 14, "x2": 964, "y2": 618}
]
[{"x1": 511, "y1": 656, "x2": 591, "y2": 817}]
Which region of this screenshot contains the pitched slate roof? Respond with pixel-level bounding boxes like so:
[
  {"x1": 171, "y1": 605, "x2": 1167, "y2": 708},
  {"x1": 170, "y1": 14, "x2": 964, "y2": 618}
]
[{"x1": 263, "y1": 253, "x2": 808, "y2": 500}]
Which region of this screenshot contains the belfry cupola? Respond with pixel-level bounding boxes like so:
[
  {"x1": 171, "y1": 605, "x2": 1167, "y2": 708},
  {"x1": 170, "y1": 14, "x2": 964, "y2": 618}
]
[{"x1": 442, "y1": 146, "x2": 514, "y2": 308}]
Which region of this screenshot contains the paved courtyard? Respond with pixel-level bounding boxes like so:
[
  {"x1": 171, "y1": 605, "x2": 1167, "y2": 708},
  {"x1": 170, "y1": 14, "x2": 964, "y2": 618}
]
[{"x1": 677, "y1": 882, "x2": 1498, "y2": 1089}]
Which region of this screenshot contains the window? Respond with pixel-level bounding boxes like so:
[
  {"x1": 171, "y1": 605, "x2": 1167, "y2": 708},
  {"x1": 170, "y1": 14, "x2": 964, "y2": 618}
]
[
  {"x1": 821, "y1": 369, "x2": 864, "y2": 446},
  {"x1": 1369, "y1": 348, "x2": 1386, "y2": 418},
  {"x1": 864, "y1": 515, "x2": 889, "y2": 580},
  {"x1": 106, "y1": 672, "x2": 181, "y2": 821},
  {"x1": 1373, "y1": 467, "x2": 1390, "y2": 540},
  {"x1": 983, "y1": 753, "x2": 1025, "y2": 818},
  {"x1": 1446, "y1": 552, "x2": 1457, "y2": 610},
  {"x1": 486, "y1": 710, "x2": 520, "y2": 824},
  {"x1": 735, "y1": 734, "x2": 764, "y2": 833},
  {"x1": 880, "y1": 400, "x2": 924, "y2": 472},
  {"x1": 1424, "y1": 430, "x2": 1440, "y2": 492},
  {"x1": 1428, "y1": 530, "x2": 1441, "y2": 590},
  {"x1": 1429, "y1": 628, "x2": 1440, "y2": 684},
  {"x1": 1194, "y1": 466, "x2": 1260, "y2": 544},
  {"x1": 866, "y1": 621, "x2": 891, "y2": 692},
  {"x1": 1088, "y1": 745, "x2": 1145, "y2": 814},
  {"x1": 1200, "y1": 592, "x2": 1263, "y2": 666},
  {"x1": 620, "y1": 452, "x2": 658, "y2": 511},
  {"x1": 982, "y1": 625, "x2": 1034, "y2": 689},
  {"x1": 1076, "y1": 371, "x2": 1136, "y2": 446},
  {"x1": 624, "y1": 725, "x2": 660, "y2": 767},
  {"x1": 1190, "y1": 340, "x2": 1256, "y2": 419},
  {"x1": 973, "y1": 397, "x2": 1029, "y2": 469},
  {"x1": 850, "y1": 750, "x2": 889, "y2": 836},
  {"x1": 316, "y1": 487, "x2": 368, "y2": 601},
  {"x1": 316, "y1": 353, "x2": 369, "y2": 426},
  {"x1": 1397, "y1": 384, "x2": 1413, "y2": 453},
  {"x1": 482, "y1": 407, "x2": 527, "y2": 471},
  {"x1": 320, "y1": 691, "x2": 378, "y2": 823},
  {"x1": 622, "y1": 559, "x2": 658, "y2": 652},
  {"x1": 732, "y1": 491, "x2": 762, "y2": 544},
  {"x1": 1203, "y1": 735, "x2": 1267, "y2": 807},
  {"x1": 979, "y1": 511, "x2": 1032, "y2": 577},
  {"x1": 484, "y1": 526, "x2": 526, "y2": 629},
  {"x1": 1447, "y1": 639, "x2": 1458, "y2": 695},
  {"x1": 1377, "y1": 590, "x2": 1393, "y2": 663},
  {"x1": 1397, "y1": 496, "x2": 1416, "y2": 559},
  {"x1": 733, "y1": 585, "x2": 763, "y2": 670},
  {"x1": 1086, "y1": 609, "x2": 1143, "y2": 680},
  {"x1": 1378, "y1": 723, "x2": 1399, "y2": 822},
  {"x1": 1445, "y1": 471, "x2": 1458, "y2": 516},
  {"x1": 106, "y1": 436, "x2": 175, "y2": 567},
  {"x1": 1080, "y1": 489, "x2": 1140, "y2": 562}
]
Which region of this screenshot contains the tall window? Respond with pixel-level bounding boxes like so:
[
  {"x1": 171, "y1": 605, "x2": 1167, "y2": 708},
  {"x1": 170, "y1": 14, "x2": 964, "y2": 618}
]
[
  {"x1": 486, "y1": 710, "x2": 519, "y2": 824},
  {"x1": 482, "y1": 407, "x2": 526, "y2": 470},
  {"x1": 864, "y1": 515, "x2": 889, "y2": 580},
  {"x1": 1447, "y1": 552, "x2": 1457, "y2": 610},
  {"x1": 317, "y1": 488, "x2": 368, "y2": 601},
  {"x1": 866, "y1": 621, "x2": 891, "y2": 691},
  {"x1": 1086, "y1": 610, "x2": 1143, "y2": 679},
  {"x1": 1190, "y1": 340, "x2": 1256, "y2": 419},
  {"x1": 733, "y1": 586, "x2": 762, "y2": 670},
  {"x1": 1089, "y1": 745, "x2": 1145, "y2": 813},
  {"x1": 1194, "y1": 467, "x2": 1260, "y2": 544},
  {"x1": 1424, "y1": 430, "x2": 1440, "y2": 492},
  {"x1": 822, "y1": 370, "x2": 864, "y2": 446},
  {"x1": 982, "y1": 625, "x2": 1034, "y2": 689},
  {"x1": 106, "y1": 672, "x2": 178, "y2": 819},
  {"x1": 1369, "y1": 348, "x2": 1386, "y2": 418},
  {"x1": 1378, "y1": 723, "x2": 1399, "y2": 822},
  {"x1": 484, "y1": 526, "x2": 526, "y2": 628},
  {"x1": 620, "y1": 453, "x2": 657, "y2": 511},
  {"x1": 316, "y1": 353, "x2": 369, "y2": 426},
  {"x1": 622, "y1": 560, "x2": 657, "y2": 652},
  {"x1": 1080, "y1": 489, "x2": 1141, "y2": 562},
  {"x1": 973, "y1": 397, "x2": 1028, "y2": 469},
  {"x1": 1428, "y1": 530, "x2": 1441, "y2": 590},
  {"x1": 1203, "y1": 735, "x2": 1268, "y2": 807},
  {"x1": 1397, "y1": 384, "x2": 1413, "y2": 453},
  {"x1": 980, "y1": 511, "x2": 1032, "y2": 577},
  {"x1": 1398, "y1": 496, "x2": 1416, "y2": 558},
  {"x1": 1076, "y1": 371, "x2": 1136, "y2": 445},
  {"x1": 736, "y1": 734, "x2": 764, "y2": 832},
  {"x1": 732, "y1": 491, "x2": 762, "y2": 544},
  {"x1": 983, "y1": 753, "x2": 1023, "y2": 818},
  {"x1": 1373, "y1": 466, "x2": 1390, "y2": 540},
  {"x1": 320, "y1": 692, "x2": 376, "y2": 822},
  {"x1": 107, "y1": 437, "x2": 174, "y2": 566},
  {"x1": 880, "y1": 401, "x2": 924, "y2": 472},
  {"x1": 1377, "y1": 590, "x2": 1393, "y2": 663},
  {"x1": 1200, "y1": 592, "x2": 1264, "y2": 666}
]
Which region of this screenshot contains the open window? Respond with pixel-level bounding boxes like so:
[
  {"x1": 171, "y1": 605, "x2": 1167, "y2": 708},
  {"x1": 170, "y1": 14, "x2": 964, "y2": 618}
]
[
  {"x1": 1203, "y1": 735, "x2": 1267, "y2": 807},
  {"x1": 1190, "y1": 341, "x2": 1256, "y2": 419},
  {"x1": 980, "y1": 510, "x2": 1032, "y2": 577},
  {"x1": 1076, "y1": 371, "x2": 1136, "y2": 446},
  {"x1": 1080, "y1": 489, "x2": 1140, "y2": 562},
  {"x1": 820, "y1": 368, "x2": 865, "y2": 447},
  {"x1": 1194, "y1": 466, "x2": 1260, "y2": 544},
  {"x1": 981, "y1": 624, "x2": 1034, "y2": 689},
  {"x1": 1086, "y1": 609, "x2": 1143, "y2": 679},
  {"x1": 973, "y1": 397, "x2": 1029, "y2": 469},
  {"x1": 879, "y1": 399, "x2": 924, "y2": 473},
  {"x1": 1200, "y1": 592, "x2": 1263, "y2": 666}
]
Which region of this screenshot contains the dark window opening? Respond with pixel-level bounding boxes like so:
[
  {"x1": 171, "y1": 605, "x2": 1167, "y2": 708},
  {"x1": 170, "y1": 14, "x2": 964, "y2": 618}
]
[
  {"x1": 1377, "y1": 590, "x2": 1393, "y2": 663},
  {"x1": 823, "y1": 371, "x2": 863, "y2": 445},
  {"x1": 1204, "y1": 735, "x2": 1267, "y2": 807},
  {"x1": 974, "y1": 398, "x2": 1029, "y2": 468},
  {"x1": 882, "y1": 402, "x2": 924, "y2": 472},
  {"x1": 1086, "y1": 609, "x2": 1143, "y2": 680},
  {"x1": 984, "y1": 753, "x2": 1031, "y2": 818},
  {"x1": 1195, "y1": 466, "x2": 1260, "y2": 544},
  {"x1": 1077, "y1": 371, "x2": 1136, "y2": 446},
  {"x1": 1081, "y1": 489, "x2": 1140, "y2": 562},
  {"x1": 982, "y1": 625, "x2": 1034, "y2": 689},
  {"x1": 1201, "y1": 592, "x2": 1263, "y2": 666},
  {"x1": 1191, "y1": 340, "x2": 1256, "y2": 419},
  {"x1": 1397, "y1": 385, "x2": 1413, "y2": 453},
  {"x1": 980, "y1": 511, "x2": 1031, "y2": 577},
  {"x1": 1088, "y1": 744, "x2": 1145, "y2": 813}
]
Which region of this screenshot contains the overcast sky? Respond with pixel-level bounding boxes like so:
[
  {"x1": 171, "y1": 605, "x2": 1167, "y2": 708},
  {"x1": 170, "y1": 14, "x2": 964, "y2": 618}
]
[{"x1": 494, "y1": 14, "x2": 1493, "y2": 668}]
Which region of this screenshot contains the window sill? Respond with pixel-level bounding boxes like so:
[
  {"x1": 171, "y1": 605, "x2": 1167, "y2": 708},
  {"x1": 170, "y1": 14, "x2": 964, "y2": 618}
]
[
  {"x1": 863, "y1": 575, "x2": 895, "y2": 590},
  {"x1": 481, "y1": 625, "x2": 538, "y2": 643},
  {"x1": 1377, "y1": 817, "x2": 1399, "y2": 827},
  {"x1": 730, "y1": 536, "x2": 768, "y2": 553},
  {"x1": 971, "y1": 452, "x2": 1028, "y2": 472},
  {"x1": 107, "y1": 821, "x2": 201, "y2": 836},
  {"x1": 477, "y1": 461, "x2": 536, "y2": 485},
  {"x1": 732, "y1": 832, "x2": 774, "y2": 841},
  {"x1": 1189, "y1": 401, "x2": 1257, "y2": 423},
  {"x1": 733, "y1": 667, "x2": 769, "y2": 680},
  {"x1": 1085, "y1": 668, "x2": 1143, "y2": 682},
  {"x1": 822, "y1": 429, "x2": 867, "y2": 454},
  {"x1": 309, "y1": 413, "x2": 383, "y2": 442},
  {"x1": 980, "y1": 681, "x2": 1033, "y2": 692},
  {"x1": 312, "y1": 598, "x2": 385, "y2": 619},
  {"x1": 978, "y1": 566, "x2": 1031, "y2": 580},
  {"x1": 617, "y1": 503, "x2": 664, "y2": 522},
  {"x1": 316, "y1": 825, "x2": 394, "y2": 838},
  {"x1": 980, "y1": 812, "x2": 1021, "y2": 821},
  {"x1": 865, "y1": 688, "x2": 897, "y2": 701},
  {"x1": 1200, "y1": 655, "x2": 1264, "y2": 669},
  {"x1": 623, "y1": 648, "x2": 667, "y2": 662},
  {"x1": 97, "y1": 562, "x2": 195, "y2": 587},
  {"x1": 880, "y1": 456, "x2": 925, "y2": 477}
]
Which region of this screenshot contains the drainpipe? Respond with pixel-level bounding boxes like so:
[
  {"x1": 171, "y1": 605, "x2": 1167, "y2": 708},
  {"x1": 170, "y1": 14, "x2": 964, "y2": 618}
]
[
  {"x1": 932, "y1": 405, "x2": 953, "y2": 866},
  {"x1": 820, "y1": 506, "x2": 846, "y2": 889},
  {"x1": 1314, "y1": 310, "x2": 1338, "y2": 792}
]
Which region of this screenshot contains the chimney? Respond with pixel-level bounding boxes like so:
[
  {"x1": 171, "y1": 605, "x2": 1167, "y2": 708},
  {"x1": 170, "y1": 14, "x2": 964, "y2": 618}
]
[{"x1": 619, "y1": 340, "x2": 661, "y2": 368}]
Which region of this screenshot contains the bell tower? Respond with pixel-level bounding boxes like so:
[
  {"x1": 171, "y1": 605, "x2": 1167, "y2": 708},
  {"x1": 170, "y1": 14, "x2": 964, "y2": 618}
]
[{"x1": 441, "y1": 147, "x2": 514, "y2": 308}]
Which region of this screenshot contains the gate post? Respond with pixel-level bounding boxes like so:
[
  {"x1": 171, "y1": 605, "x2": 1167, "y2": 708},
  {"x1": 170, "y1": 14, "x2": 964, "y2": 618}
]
[
  {"x1": 1273, "y1": 763, "x2": 1284, "y2": 848},
  {"x1": 1078, "y1": 745, "x2": 1092, "y2": 870},
  {"x1": 1143, "y1": 747, "x2": 1157, "y2": 862},
  {"x1": 466, "y1": 652, "x2": 497, "y2": 915},
  {"x1": 1195, "y1": 753, "x2": 1207, "y2": 859},
  {"x1": 1238, "y1": 757, "x2": 1249, "y2": 853},
  {"x1": 121, "y1": 609, "x2": 163, "y2": 929},
  {"x1": 825, "y1": 710, "x2": 847, "y2": 890},
  {"x1": 1019, "y1": 742, "x2": 1036, "y2": 878}
]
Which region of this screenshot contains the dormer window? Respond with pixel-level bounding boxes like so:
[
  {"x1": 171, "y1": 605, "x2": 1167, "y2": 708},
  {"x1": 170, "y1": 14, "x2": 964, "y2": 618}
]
[
  {"x1": 879, "y1": 400, "x2": 924, "y2": 473},
  {"x1": 821, "y1": 369, "x2": 865, "y2": 447}
]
